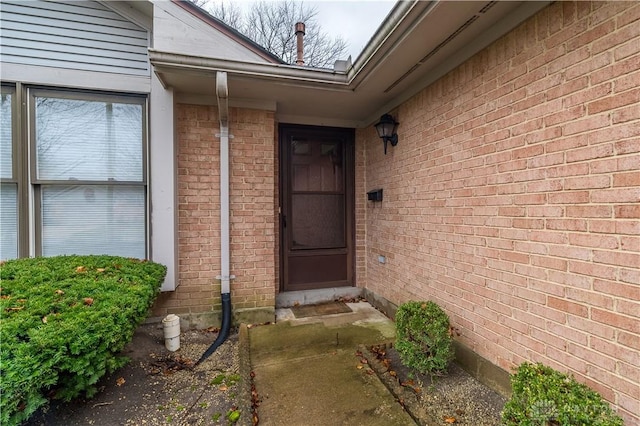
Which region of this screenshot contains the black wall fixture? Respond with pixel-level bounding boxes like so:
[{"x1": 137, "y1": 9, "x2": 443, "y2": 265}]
[
  {"x1": 374, "y1": 114, "x2": 399, "y2": 154},
  {"x1": 367, "y1": 189, "x2": 383, "y2": 202}
]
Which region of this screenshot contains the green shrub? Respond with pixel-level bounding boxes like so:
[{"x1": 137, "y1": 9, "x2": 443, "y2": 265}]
[
  {"x1": 0, "y1": 255, "x2": 166, "y2": 426},
  {"x1": 395, "y1": 301, "x2": 454, "y2": 375},
  {"x1": 501, "y1": 362, "x2": 624, "y2": 426}
]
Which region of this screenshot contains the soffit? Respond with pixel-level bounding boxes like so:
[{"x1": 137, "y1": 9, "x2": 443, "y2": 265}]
[{"x1": 152, "y1": 1, "x2": 549, "y2": 128}]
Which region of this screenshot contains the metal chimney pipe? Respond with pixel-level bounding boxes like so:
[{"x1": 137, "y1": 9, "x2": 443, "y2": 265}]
[{"x1": 295, "y1": 22, "x2": 305, "y2": 65}]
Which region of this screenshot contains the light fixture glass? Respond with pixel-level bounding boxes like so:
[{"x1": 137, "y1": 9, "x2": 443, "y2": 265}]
[{"x1": 374, "y1": 114, "x2": 399, "y2": 154}]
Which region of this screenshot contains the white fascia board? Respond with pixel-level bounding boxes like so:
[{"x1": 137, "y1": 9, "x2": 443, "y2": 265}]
[
  {"x1": 275, "y1": 113, "x2": 361, "y2": 129},
  {"x1": 100, "y1": 1, "x2": 153, "y2": 32},
  {"x1": 0, "y1": 63, "x2": 151, "y2": 93},
  {"x1": 175, "y1": 93, "x2": 277, "y2": 111}
]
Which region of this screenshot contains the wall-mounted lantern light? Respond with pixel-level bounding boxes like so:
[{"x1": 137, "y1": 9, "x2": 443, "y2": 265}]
[{"x1": 374, "y1": 114, "x2": 399, "y2": 154}]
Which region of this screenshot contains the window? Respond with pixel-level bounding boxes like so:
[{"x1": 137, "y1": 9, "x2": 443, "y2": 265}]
[
  {"x1": 1, "y1": 86, "x2": 18, "y2": 259},
  {"x1": 0, "y1": 86, "x2": 148, "y2": 260}
]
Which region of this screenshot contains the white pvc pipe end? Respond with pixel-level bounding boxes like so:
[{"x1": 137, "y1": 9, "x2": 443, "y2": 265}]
[{"x1": 162, "y1": 314, "x2": 180, "y2": 352}]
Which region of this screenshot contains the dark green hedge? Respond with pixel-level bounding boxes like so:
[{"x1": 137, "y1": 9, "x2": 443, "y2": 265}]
[
  {"x1": 0, "y1": 255, "x2": 166, "y2": 426},
  {"x1": 501, "y1": 362, "x2": 624, "y2": 426},
  {"x1": 395, "y1": 301, "x2": 454, "y2": 375}
]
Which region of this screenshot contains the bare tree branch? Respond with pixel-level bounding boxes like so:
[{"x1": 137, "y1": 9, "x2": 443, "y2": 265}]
[
  {"x1": 207, "y1": 0, "x2": 243, "y2": 29},
  {"x1": 188, "y1": 0, "x2": 349, "y2": 68}
]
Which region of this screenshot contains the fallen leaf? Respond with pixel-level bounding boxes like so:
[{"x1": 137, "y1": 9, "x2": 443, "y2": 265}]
[
  {"x1": 356, "y1": 364, "x2": 364, "y2": 370},
  {"x1": 42, "y1": 316, "x2": 48, "y2": 323},
  {"x1": 116, "y1": 377, "x2": 125, "y2": 386},
  {"x1": 360, "y1": 358, "x2": 368, "y2": 364},
  {"x1": 83, "y1": 297, "x2": 94, "y2": 306},
  {"x1": 219, "y1": 385, "x2": 228, "y2": 391},
  {"x1": 389, "y1": 370, "x2": 397, "y2": 377},
  {"x1": 0, "y1": 295, "x2": 10, "y2": 300},
  {"x1": 444, "y1": 416, "x2": 457, "y2": 423},
  {"x1": 76, "y1": 266, "x2": 86, "y2": 273},
  {"x1": 55, "y1": 290, "x2": 64, "y2": 295},
  {"x1": 96, "y1": 268, "x2": 106, "y2": 273}
]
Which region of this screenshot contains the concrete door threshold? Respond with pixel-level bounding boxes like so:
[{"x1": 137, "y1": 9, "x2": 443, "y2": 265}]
[{"x1": 276, "y1": 287, "x2": 363, "y2": 308}]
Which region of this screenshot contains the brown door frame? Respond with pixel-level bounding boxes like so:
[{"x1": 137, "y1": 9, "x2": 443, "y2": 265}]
[{"x1": 278, "y1": 124, "x2": 355, "y2": 292}]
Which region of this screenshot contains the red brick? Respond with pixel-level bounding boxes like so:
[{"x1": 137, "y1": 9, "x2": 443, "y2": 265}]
[
  {"x1": 618, "y1": 331, "x2": 640, "y2": 351},
  {"x1": 356, "y1": 2, "x2": 640, "y2": 421},
  {"x1": 592, "y1": 308, "x2": 640, "y2": 333},
  {"x1": 588, "y1": 88, "x2": 640, "y2": 115},
  {"x1": 548, "y1": 296, "x2": 589, "y2": 317}
]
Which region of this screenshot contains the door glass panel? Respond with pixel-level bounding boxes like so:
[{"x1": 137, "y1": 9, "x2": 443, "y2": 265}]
[
  {"x1": 0, "y1": 183, "x2": 18, "y2": 260},
  {"x1": 290, "y1": 138, "x2": 345, "y2": 250},
  {"x1": 41, "y1": 185, "x2": 145, "y2": 258},
  {"x1": 291, "y1": 194, "x2": 345, "y2": 248},
  {"x1": 292, "y1": 139, "x2": 343, "y2": 192}
]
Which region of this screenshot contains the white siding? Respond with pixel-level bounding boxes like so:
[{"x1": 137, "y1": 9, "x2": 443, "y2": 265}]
[
  {"x1": 152, "y1": 1, "x2": 273, "y2": 64},
  {"x1": 0, "y1": 0, "x2": 149, "y2": 76}
]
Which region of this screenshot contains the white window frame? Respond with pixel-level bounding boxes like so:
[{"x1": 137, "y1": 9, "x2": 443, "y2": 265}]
[{"x1": 1, "y1": 84, "x2": 150, "y2": 259}]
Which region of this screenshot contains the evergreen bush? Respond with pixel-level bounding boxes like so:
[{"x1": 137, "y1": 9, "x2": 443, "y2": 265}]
[
  {"x1": 0, "y1": 255, "x2": 166, "y2": 426},
  {"x1": 501, "y1": 362, "x2": 624, "y2": 426},
  {"x1": 395, "y1": 300, "x2": 454, "y2": 375}
]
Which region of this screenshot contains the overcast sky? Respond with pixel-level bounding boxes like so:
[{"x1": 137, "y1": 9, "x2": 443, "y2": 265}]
[
  {"x1": 204, "y1": 0, "x2": 396, "y2": 60},
  {"x1": 306, "y1": 1, "x2": 396, "y2": 60}
]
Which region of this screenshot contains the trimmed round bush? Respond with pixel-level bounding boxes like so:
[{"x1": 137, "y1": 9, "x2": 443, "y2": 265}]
[{"x1": 395, "y1": 300, "x2": 454, "y2": 375}]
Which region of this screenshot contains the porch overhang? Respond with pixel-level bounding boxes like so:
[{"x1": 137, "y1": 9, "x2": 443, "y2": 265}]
[{"x1": 151, "y1": 0, "x2": 549, "y2": 128}]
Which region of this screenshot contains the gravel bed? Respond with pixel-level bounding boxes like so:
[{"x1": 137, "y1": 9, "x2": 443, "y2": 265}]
[{"x1": 363, "y1": 343, "x2": 507, "y2": 426}]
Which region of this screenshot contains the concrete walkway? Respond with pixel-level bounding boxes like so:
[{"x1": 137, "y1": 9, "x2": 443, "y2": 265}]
[{"x1": 244, "y1": 302, "x2": 416, "y2": 425}]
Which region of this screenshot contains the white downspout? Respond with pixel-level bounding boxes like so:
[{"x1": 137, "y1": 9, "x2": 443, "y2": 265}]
[
  {"x1": 216, "y1": 71, "x2": 232, "y2": 293},
  {"x1": 196, "y1": 71, "x2": 232, "y2": 365}
]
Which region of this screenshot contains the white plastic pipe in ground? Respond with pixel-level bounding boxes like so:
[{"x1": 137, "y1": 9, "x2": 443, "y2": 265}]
[{"x1": 162, "y1": 314, "x2": 180, "y2": 351}]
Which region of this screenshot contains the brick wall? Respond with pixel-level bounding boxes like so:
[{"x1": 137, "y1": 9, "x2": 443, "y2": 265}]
[
  {"x1": 359, "y1": 2, "x2": 639, "y2": 422},
  {"x1": 153, "y1": 104, "x2": 277, "y2": 323}
]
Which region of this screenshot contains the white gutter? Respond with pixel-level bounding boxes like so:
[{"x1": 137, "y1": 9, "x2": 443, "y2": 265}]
[
  {"x1": 348, "y1": 0, "x2": 423, "y2": 80},
  {"x1": 149, "y1": 50, "x2": 350, "y2": 87},
  {"x1": 216, "y1": 71, "x2": 232, "y2": 294}
]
